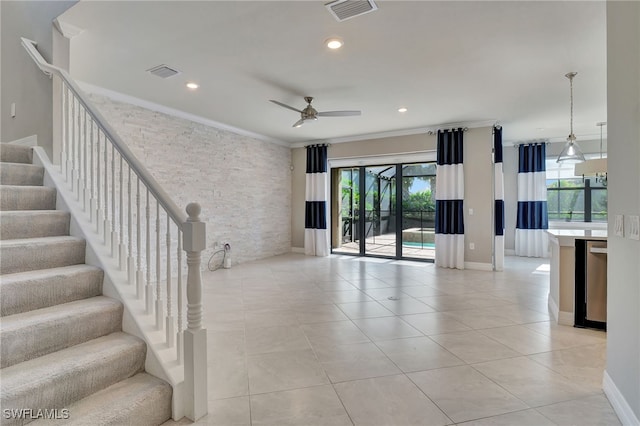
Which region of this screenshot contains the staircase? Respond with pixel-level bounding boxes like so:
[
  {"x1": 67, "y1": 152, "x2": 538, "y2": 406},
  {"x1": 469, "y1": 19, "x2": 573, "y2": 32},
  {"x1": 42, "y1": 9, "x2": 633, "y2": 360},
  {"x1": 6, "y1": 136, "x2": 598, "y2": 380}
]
[{"x1": 0, "y1": 144, "x2": 172, "y2": 426}]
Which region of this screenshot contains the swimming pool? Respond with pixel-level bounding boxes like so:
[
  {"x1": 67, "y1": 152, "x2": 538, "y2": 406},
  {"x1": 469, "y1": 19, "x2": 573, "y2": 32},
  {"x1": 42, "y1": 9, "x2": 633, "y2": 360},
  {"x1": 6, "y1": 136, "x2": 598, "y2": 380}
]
[{"x1": 402, "y1": 241, "x2": 435, "y2": 248}]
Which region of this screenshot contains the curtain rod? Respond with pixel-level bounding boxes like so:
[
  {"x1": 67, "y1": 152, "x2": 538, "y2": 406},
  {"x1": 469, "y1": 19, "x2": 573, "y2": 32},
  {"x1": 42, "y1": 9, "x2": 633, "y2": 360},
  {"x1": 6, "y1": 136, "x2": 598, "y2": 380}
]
[
  {"x1": 512, "y1": 140, "x2": 549, "y2": 147},
  {"x1": 427, "y1": 127, "x2": 469, "y2": 135},
  {"x1": 305, "y1": 143, "x2": 331, "y2": 148}
]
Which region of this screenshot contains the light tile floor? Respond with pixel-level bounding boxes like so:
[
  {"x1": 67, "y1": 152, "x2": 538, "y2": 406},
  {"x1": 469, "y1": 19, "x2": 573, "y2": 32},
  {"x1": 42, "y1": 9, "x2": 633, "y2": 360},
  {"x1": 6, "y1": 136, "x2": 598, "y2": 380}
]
[{"x1": 167, "y1": 254, "x2": 618, "y2": 426}]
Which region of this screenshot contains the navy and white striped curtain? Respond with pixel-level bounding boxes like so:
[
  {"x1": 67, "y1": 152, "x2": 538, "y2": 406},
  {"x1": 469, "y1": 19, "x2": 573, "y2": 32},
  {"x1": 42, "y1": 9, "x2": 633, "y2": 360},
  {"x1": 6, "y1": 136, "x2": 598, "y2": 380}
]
[
  {"x1": 494, "y1": 127, "x2": 505, "y2": 271},
  {"x1": 515, "y1": 143, "x2": 549, "y2": 257},
  {"x1": 305, "y1": 145, "x2": 329, "y2": 256},
  {"x1": 435, "y1": 129, "x2": 465, "y2": 269}
]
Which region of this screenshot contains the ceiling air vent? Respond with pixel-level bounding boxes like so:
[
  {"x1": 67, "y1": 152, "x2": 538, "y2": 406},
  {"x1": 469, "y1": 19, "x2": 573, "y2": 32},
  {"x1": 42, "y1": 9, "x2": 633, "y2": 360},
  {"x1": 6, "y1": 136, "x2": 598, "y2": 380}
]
[
  {"x1": 146, "y1": 64, "x2": 181, "y2": 79},
  {"x1": 325, "y1": 0, "x2": 378, "y2": 22}
]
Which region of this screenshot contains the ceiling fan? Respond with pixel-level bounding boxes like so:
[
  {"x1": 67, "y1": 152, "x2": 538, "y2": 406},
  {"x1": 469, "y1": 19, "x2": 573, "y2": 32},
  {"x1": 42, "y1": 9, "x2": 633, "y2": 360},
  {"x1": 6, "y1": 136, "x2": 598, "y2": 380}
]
[{"x1": 269, "y1": 96, "x2": 361, "y2": 128}]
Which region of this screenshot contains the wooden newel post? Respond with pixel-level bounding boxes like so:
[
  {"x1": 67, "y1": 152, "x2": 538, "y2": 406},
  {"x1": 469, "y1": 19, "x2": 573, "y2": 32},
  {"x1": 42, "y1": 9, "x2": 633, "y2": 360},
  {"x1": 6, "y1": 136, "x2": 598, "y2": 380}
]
[{"x1": 183, "y1": 203, "x2": 208, "y2": 421}]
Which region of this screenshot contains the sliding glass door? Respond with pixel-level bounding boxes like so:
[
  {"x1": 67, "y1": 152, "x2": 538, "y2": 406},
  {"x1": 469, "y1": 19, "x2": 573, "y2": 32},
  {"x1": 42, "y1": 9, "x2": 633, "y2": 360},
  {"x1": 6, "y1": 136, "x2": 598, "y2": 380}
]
[{"x1": 332, "y1": 162, "x2": 436, "y2": 261}]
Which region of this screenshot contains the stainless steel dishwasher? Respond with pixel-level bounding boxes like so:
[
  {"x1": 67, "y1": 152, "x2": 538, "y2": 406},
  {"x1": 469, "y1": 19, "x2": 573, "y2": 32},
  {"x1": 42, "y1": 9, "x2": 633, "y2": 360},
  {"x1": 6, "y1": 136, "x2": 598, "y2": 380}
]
[{"x1": 575, "y1": 239, "x2": 607, "y2": 330}]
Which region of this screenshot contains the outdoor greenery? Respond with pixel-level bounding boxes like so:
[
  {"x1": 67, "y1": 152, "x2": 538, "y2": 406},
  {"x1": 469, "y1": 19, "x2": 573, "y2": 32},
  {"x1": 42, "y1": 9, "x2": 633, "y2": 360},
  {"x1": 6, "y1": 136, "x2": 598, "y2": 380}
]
[
  {"x1": 341, "y1": 173, "x2": 437, "y2": 220},
  {"x1": 402, "y1": 189, "x2": 435, "y2": 213},
  {"x1": 547, "y1": 178, "x2": 607, "y2": 222}
]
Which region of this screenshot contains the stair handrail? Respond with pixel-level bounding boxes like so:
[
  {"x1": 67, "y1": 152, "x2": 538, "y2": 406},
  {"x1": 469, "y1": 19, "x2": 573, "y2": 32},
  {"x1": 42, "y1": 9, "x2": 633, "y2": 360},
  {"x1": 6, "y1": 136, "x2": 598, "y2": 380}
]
[
  {"x1": 21, "y1": 37, "x2": 187, "y2": 226},
  {"x1": 21, "y1": 37, "x2": 207, "y2": 421}
]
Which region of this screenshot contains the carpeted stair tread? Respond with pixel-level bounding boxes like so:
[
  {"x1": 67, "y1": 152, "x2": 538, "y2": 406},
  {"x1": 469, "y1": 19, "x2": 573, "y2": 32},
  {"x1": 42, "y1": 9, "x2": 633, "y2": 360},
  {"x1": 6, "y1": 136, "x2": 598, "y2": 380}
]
[
  {"x1": 0, "y1": 185, "x2": 56, "y2": 211},
  {"x1": 0, "y1": 210, "x2": 70, "y2": 240},
  {"x1": 0, "y1": 162, "x2": 44, "y2": 186},
  {"x1": 0, "y1": 332, "x2": 146, "y2": 426},
  {"x1": 0, "y1": 143, "x2": 173, "y2": 424},
  {"x1": 0, "y1": 265, "x2": 103, "y2": 316},
  {"x1": 33, "y1": 373, "x2": 172, "y2": 426},
  {"x1": 0, "y1": 236, "x2": 85, "y2": 274},
  {"x1": 0, "y1": 144, "x2": 33, "y2": 164},
  {"x1": 1, "y1": 296, "x2": 123, "y2": 368}
]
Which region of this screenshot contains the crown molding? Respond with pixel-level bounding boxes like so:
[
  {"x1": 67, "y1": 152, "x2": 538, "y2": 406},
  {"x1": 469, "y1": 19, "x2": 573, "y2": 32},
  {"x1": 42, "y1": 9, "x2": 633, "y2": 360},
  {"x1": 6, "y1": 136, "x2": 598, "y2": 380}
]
[{"x1": 76, "y1": 82, "x2": 290, "y2": 147}]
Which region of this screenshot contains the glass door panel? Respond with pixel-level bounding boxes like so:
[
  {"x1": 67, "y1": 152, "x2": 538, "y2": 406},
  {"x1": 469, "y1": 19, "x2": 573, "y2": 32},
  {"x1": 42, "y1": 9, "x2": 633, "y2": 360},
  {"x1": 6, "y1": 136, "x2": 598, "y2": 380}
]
[
  {"x1": 364, "y1": 166, "x2": 396, "y2": 256},
  {"x1": 401, "y1": 163, "x2": 436, "y2": 260},
  {"x1": 333, "y1": 168, "x2": 360, "y2": 255}
]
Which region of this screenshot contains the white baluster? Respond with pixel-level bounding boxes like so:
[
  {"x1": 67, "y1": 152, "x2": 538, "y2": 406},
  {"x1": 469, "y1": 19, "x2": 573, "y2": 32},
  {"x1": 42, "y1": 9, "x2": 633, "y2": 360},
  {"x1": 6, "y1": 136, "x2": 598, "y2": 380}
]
[
  {"x1": 145, "y1": 189, "x2": 153, "y2": 315},
  {"x1": 96, "y1": 131, "x2": 102, "y2": 234},
  {"x1": 166, "y1": 216, "x2": 174, "y2": 347},
  {"x1": 89, "y1": 120, "x2": 96, "y2": 223},
  {"x1": 74, "y1": 99, "x2": 81, "y2": 200},
  {"x1": 111, "y1": 145, "x2": 118, "y2": 257},
  {"x1": 155, "y1": 201, "x2": 163, "y2": 330},
  {"x1": 65, "y1": 88, "x2": 71, "y2": 182},
  {"x1": 136, "y1": 177, "x2": 144, "y2": 299},
  {"x1": 183, "y1": 203, "x2": 207, "y2": 421},
  {"x1": 128, "y1": 165, "x2": 135, "y2": 284},
  {"x1": 61, "y1": 83, "x2": 67, "y2": 176},
  {"x1": 119, "y1": 155, "x2": 127, "y2": 269},
  {"x1": 103, "y1": 134, "x2": 110, "y2": 244},
  {"x1": 71, "y1": 97, "x2": 77, "y2": 194},
  {"x1": 177, "y1": 230, "x2": 184, "y2": 364},
  {"x1": 82, "y1": 109, "x2": 89, "y2": 211}
]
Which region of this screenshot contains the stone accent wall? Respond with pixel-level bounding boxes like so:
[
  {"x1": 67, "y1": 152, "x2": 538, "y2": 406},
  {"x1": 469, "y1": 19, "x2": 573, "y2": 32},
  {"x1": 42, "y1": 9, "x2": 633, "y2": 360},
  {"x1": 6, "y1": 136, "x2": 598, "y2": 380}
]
[{"x1": 89, "y1": 94, "x2": 292, "y2": 266}]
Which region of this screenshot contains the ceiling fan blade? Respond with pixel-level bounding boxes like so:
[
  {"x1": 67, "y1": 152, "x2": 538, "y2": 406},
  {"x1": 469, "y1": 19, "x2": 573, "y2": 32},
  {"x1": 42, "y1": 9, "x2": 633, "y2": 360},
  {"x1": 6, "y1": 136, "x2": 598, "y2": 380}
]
[
  {"x1": 317, "y1": 110, "x2": 362, "y2": 117},
  {"x1": 270, "y1": 100, "x2": 303, "y2": 113},
  {"x1": 292, "y1": 119, "x2": 305, "y2": 128}
]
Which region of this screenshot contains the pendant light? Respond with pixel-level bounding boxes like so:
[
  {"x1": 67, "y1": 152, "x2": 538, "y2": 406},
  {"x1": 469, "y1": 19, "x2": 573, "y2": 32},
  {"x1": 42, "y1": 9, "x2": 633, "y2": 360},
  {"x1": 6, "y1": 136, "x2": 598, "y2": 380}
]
[{"x1": 557, "y1": 72, "x2": 586, "y2": 164}]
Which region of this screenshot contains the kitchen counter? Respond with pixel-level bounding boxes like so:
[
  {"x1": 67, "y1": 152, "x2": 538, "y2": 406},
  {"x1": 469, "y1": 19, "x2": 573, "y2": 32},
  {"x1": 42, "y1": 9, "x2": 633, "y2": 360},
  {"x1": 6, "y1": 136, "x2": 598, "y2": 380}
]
[
  {"x1": 546, "y1": 229, "x2": 607, "y2": 245},
  {"x1": 546, "y1": 229, "x2": 608, "y2": 325}
]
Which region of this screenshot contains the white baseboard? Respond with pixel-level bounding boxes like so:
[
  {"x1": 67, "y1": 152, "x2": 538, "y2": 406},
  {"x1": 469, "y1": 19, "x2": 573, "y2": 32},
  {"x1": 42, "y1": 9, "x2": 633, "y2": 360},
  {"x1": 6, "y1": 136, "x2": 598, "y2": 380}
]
[
  {"x1": 5, "y1": 134, "x2": 37, "y2": 146},
  {"x1": 603, "y1": 370, "x2": 640, "y2": 426},
  {"x1": 291, "y1": 247, "x2": 305, "y2": 254},
  {"x1": 464, "y1": 262, "x2": 493, "y2": 271},
  {"x1": 505, "y1": 249, "x2": 516, "y2": 256},
  {"x1": 548, "y1": 293, "x2": 574, "y2": 325},
  {"x1": 548, "y1": 294, "x2": 559, "y2": 323},
  {"x1": 557, "y1": 310, "x2": 574, "y2": 326}
]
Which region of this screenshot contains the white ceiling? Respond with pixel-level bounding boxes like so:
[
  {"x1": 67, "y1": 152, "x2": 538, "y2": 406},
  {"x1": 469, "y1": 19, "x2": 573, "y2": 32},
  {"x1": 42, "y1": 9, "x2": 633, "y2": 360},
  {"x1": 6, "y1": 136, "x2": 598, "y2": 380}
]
[{"x1": 58, "y1": 1, "x2": 607, "y2": 146}]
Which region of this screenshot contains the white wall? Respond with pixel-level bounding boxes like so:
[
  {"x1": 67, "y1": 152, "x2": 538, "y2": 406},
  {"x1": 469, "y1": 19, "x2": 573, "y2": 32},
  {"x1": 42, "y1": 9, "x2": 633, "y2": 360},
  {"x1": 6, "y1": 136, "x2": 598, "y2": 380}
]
[
  {"x1": 89, "y1": 94, "x2": 292, "y2": 266},
  {"x1": 604, "y1": 1, "x2": 640, "y2": 422},
  {"x1": 0, "y1": 1, "x2": 77, "y2": 156}
]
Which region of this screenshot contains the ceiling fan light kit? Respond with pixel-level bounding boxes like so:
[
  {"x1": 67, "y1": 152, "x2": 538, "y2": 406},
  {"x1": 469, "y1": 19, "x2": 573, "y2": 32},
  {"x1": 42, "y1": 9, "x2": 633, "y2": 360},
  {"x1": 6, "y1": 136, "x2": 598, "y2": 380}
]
[{"x1": 270, "y1": 96, "x2": 361, "y2": 128}]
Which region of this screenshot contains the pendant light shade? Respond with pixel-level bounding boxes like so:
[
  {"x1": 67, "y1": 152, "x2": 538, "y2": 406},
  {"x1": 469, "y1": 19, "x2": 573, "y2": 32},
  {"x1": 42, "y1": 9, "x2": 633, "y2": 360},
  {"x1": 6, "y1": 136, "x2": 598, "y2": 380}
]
[
  {"x1": 557, "y1": 72, "x2": 585, "y2": 164},
  {"x1": 557, "y1": 137, "x2": 586, "y2": 164},
  {"x1": 575, "y1": 122, "x2": 607, "y2": 185}
]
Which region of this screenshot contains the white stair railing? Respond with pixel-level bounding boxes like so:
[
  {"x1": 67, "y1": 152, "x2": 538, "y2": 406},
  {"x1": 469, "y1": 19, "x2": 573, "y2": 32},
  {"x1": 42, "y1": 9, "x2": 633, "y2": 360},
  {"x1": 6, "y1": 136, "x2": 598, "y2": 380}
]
[{"x1": 21, "y1": 37, "x2": 207, "y2": 421}]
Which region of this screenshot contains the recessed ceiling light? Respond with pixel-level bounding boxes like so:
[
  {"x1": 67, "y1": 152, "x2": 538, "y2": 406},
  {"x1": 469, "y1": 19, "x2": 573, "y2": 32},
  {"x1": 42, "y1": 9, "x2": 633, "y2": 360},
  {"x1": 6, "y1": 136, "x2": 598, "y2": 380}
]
[
  {"x1": 186, "y1": 82, "x2": 199, "y2": 90},
  {"x1": 398, "y1": 107, "x2": 408, "y2": 113},
  {"x1": 537, "y1": 127, "x2": 545, "y2": 131},
  {"x1": 325, "y1": 37, "x2": 344, "y2": 49}
]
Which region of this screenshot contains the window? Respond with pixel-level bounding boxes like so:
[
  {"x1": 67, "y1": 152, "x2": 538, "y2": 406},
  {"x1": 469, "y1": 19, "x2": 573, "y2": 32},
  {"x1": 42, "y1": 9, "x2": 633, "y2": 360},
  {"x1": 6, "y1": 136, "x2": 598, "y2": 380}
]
[{"x1": 546, "y1": 157, "x2": 607, "y2": 222}]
